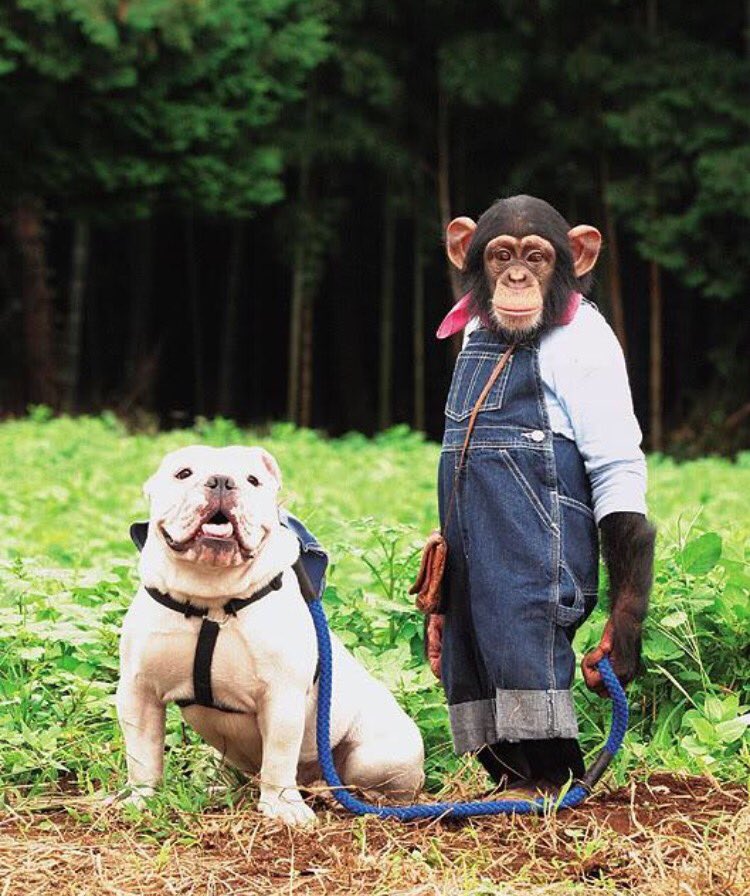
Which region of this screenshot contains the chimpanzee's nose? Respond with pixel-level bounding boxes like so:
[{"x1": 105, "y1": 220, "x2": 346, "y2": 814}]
[
  {"x1": 508, "y1": 267, "x2": 528, "y2": 283},
  {"x1": 205, "y1": 474, "x2": 236, "y2": 492}
]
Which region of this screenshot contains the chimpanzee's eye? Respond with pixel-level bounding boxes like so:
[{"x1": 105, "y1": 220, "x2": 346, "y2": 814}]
[
  {"x1": 247, "y1": 475, "x2": 260, "y2": 487},
  {"x1": 526, "y1": 250, "x2": 544, "y2": 263},
  {"x1": 175, "y1": 468, "x2": 193, "y2": 480},
  {"x1": 495, "y1": 248, "x2": 512, "y2": 262}
]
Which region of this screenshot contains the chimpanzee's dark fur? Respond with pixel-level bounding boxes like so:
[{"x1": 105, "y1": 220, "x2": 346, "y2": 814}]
[
  {"x1": 476, "y1": 737, "x2": 585, "y2": 789},
  {"x1": 460, "y1": 195, "x2": 591, "y2": 338},
  {"x1": 600, "y1": 511, "x2": 657, "y2": 684}
]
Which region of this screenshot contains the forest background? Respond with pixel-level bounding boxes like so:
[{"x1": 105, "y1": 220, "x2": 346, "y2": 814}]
[
  {"x1": 1, "y1": 0, "x2": 749, "y2": 450},
  {"x1": 1, "y1": 7, "x2": 749, "y2": 891}
]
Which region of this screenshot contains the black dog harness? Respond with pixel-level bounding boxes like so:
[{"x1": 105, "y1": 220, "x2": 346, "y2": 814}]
[{"x1": 146, "y1": 559, "x2": 319, "y2": 714}]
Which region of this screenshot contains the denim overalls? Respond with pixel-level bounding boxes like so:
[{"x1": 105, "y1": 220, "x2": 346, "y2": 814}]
[{"x1": 438, "y1": 327, "x2": 599, "y2": 753}]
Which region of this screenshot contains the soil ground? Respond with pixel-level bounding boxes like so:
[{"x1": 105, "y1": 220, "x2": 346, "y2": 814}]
[{"x1": 2, "y1": 773, "x2": 747, "y2": 895}]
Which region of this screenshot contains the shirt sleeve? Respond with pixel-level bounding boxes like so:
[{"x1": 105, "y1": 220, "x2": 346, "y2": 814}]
[
  {"x1": 551, "y1": 309, "x2": 648, "y2": 524},
  {"x1": 462, "y1": 316, "x2": 481, "y2": 348}
]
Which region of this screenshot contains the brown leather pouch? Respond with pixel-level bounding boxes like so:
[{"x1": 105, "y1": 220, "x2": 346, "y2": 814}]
[{"x1": 409, "y1": 530, "x2": 447, "y2": 614}]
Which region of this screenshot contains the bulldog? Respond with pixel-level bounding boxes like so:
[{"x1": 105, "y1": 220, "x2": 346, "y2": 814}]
[{"x1": 116, "y1": 445, "x2": 424, "y2": 827}]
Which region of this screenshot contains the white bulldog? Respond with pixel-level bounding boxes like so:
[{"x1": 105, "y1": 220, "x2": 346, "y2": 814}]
[{"x1": 116, "y1": 445, "x2": 424, "y2": 826}]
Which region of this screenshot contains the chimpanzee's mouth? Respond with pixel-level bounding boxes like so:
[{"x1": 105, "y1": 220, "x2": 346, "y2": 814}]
[{"x1": 497, "y1": 307, "x2": 541, "y2": 316}]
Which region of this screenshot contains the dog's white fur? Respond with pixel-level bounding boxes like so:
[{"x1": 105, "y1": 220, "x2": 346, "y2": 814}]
[{"x1": 116, "y1": 445, "x2": 424, "y2": 826}]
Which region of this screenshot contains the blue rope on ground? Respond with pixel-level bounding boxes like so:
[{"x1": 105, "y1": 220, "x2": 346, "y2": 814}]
[{"x1": 308, "y1": 596, "x2": 629, "y2": 820}]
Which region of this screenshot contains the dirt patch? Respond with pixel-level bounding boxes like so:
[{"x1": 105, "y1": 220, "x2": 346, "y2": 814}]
[
  {"x1": 570, "y1": 771, "x2": 745, "y2": 833},
  {"x1": 1, "y1": 773, "x2": 747, "y2": 895}
]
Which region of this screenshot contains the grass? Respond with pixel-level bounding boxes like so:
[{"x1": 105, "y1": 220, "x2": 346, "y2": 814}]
[
  {"x1": 2, "y1": 774, "x2": 748, "y2": 894},
  {"x1": 0, "y1": 412, "x2": 748, "y2": 893}
]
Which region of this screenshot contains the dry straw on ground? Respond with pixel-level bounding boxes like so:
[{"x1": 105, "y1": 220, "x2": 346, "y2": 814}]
[{"x1": 1, "y1": 773, "x2": 747, "y2": 896}]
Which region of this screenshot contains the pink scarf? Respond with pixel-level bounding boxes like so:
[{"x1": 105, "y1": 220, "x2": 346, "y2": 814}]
[{"x1": 436, "y1": 291, "x2": 583, "y2": 339}]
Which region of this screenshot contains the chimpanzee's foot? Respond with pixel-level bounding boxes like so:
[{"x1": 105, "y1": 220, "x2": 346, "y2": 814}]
[{"x1": 480, "y1": 778, "x2": 568, "y2": 802}]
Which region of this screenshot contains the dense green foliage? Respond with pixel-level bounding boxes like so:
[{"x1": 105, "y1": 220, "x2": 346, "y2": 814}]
[
  {"x1": 1, "y1": 2, "x2": 749, "y2": 445},
  {"x1": 0, "y1": 0, "x2": 328, "y2": 216},
  {"x1": 0, "y1": 415, "x2": 747, "y2": 807}
]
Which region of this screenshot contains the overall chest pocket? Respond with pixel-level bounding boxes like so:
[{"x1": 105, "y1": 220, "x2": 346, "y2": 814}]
[{"x1": 445, "y1": 353, "x2": 514, "y2": 422}]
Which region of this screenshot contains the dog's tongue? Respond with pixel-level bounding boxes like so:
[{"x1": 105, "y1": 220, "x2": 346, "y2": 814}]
[{"x1": 201, "y1": 522, "x2": 234, "y2": 538}]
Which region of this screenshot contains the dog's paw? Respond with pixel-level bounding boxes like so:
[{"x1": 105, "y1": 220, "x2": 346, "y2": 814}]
[
  {"x1": 101, "y1": 786, "x2": 154, "y2": 811},
  {"x1": 258, "y1": 793, "x2": 317, "y2": 828}
]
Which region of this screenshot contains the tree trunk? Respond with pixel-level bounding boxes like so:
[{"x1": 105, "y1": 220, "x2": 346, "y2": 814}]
[
  {"x1": 646, "y1": 0, "x2": 662, "y2": 451},
  {"x1": 437, "y1": 86, "x2": 461, "y2": 303},
  {"x1": 299, "y1": 290, "x2": 314, "y2": 428},
  {"x1": 12, "y1": 198, "x2": 58, "y2": 407},
  {"x1": 378, "y1": 189, "x2": 396, "y2": 431},
  {"x1": 62, "y1": 218, "x2": 90, "y2": 413},
  {"x1": 287, "y1": 233, "x2": 305, "y2": 425},
  {"x1": 599, "y1": 157, "x2": 627, "y2": 356},
  {"x1": 649, "y1": 259, "x2": 663, "y2": 451},
  {"x1": 126, "y1": 218, "x2": 154, "y2": 404},
  {"x1": 412, "y1": 189, "x2": 426, "y2": 432},
  {"x1": 676, "y1": 275, "x2": 692, "y2": 417},
  {"x1": 454, "y1": 112, "x2": 467, "y2": 218},
  {"x1": 185, "y1": 214, "x2": 204, "y2": 416},
  {"x1": 287, "y1": 159, "x2": 311, "y2": 424},
  {"x1": 219, "y1": 220, "x2": 243, "y2": 416},
  {"x1": 85, "y1": 246, "x2": 102, "y2": 409}
]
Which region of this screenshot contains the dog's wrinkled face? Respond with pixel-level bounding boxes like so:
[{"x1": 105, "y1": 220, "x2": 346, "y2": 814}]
[{"x1": 145, "y1": 445, "x2": 282, "y2": 568}]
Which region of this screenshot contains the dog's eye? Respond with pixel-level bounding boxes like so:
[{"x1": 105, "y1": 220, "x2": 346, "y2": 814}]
[
  {"x1": 175, "y1": 468, "x2": 193, "y2": 480},
  {"x1": 247, "y1": 474, "x2": 260, "y2": 487}
]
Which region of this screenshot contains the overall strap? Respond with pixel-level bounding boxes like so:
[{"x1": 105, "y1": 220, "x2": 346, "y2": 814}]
[{"x1": 442, "y1": 344, "x2": 515, "y2": 535}]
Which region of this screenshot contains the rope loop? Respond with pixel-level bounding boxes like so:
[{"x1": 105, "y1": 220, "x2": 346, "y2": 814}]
[{"x1": 308, "y1": 597, "x2": 629, "y2": 820}]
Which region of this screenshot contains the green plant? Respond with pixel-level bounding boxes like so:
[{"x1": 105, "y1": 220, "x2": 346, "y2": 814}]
[{"x1": 0, "y1": 415, "x2": 748, "y2": 807}]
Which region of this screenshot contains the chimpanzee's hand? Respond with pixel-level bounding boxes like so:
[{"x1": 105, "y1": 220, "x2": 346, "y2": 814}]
[
  {"x1": 581, "y1": 619, "x2": 614, "y2": 697},
  {"x1": 425, "y1": 614, "x2": 444, "y2": 679},
  {"x1": 581, "y1": 611, "x2": 643, "y2": 698}
]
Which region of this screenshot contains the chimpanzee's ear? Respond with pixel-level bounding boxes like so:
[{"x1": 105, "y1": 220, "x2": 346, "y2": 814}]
[
  {"x1": 568, "y1": 225, "x2": 602, "y2": 278},
  {"x1": 446, "y1": 217, "x2": 477, "y2": 270}
]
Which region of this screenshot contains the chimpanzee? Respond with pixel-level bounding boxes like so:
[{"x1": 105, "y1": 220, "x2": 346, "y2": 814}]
[{"x1": 427, "y1": 195, "x2": 656, "y2": 793}]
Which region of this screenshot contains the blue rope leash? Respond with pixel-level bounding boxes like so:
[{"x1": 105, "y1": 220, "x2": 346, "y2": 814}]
[{"x1": 308, "y1": 596, "x2": 629, "y2": 819}]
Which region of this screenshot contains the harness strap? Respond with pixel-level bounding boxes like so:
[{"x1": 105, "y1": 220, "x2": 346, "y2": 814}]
[
  {"x1": 145, "y1": 563, "x2": 319, "y2": 713},
  {"x1": 292, "y1": 557, "x2": 319, "y2": 602},
  {"x1": 146, "y1": 573, "x2": 284, "y2": 619},
  {"x1": 224, "y1": 575, "x2": 284, "y2": 613},
  {"x1": 193, "y1": 618, "x2": 221, "y2": 707}
]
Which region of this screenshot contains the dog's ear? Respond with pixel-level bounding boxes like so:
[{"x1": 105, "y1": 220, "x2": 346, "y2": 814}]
[
  {"x1": 259, "y1": 449, "x2": 282, "y2": 490},
  {"x1": 142, "y1": 474, "x2": 156, "y2": 501}
]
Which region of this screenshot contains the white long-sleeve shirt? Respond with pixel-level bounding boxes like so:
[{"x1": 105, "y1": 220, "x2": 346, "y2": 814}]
[{"x1": 465, "y1": 301, "x2": 647, "y2": 523}]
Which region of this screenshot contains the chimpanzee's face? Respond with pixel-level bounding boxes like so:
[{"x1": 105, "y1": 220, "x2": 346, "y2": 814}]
[
  {"x1": 446, "y1": 195, "x2": 602, "y2": 342},
  {"x1": 483, "y1": 234, "x2": 555, "y2": 335}
]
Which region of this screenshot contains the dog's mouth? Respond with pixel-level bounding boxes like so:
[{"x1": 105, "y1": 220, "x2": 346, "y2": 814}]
[
  {"x1": 161, "y1": 509, "x2": 250, "y2": 557},
  {"x1": 198, "y1": 509, "x2": 235, "y2": 540}
]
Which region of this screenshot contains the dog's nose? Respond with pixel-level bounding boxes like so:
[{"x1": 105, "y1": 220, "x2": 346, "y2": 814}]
[{"x1": 205, "y1": 474, "x2": 236, "y2": 492}]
